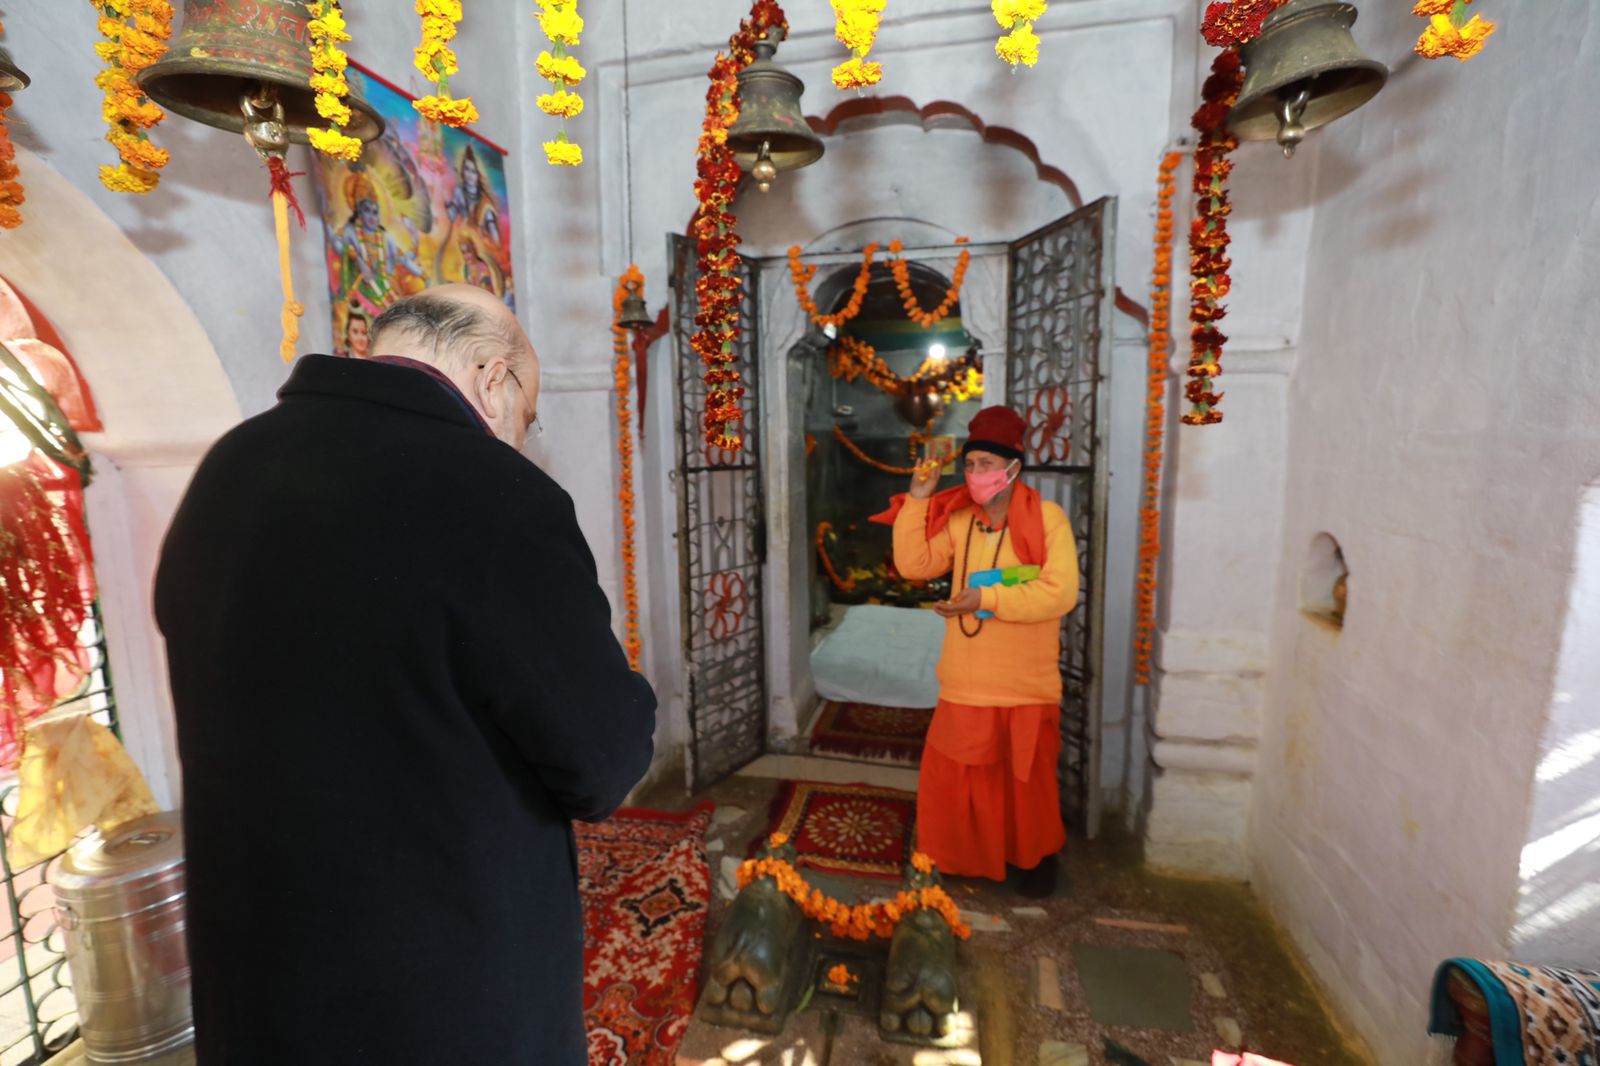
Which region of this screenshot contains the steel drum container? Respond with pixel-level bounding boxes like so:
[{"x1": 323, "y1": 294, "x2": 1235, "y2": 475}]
[{"x1": 53, "y1": 811, "x2": 193, "y2": 1063}]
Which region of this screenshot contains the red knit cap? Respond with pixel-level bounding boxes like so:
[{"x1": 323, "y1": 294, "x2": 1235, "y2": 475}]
[{"x1": 962, "y1": 405, "x2": 1026, "y2": 462}]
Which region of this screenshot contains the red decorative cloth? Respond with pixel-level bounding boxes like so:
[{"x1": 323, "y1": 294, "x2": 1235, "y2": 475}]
[{"x1": 870, "y1": 481, "x2": 1048, "y2": 566}]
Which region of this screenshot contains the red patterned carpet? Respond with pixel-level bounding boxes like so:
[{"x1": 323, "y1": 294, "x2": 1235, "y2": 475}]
[
  {"x1": 577, "y1": 804, "x2": 713, "y2": 1066},
  {"x1": 808, "y1": 700, "x2": 934, "y2": 764},
  {"x1": 768, "y1": 780, "x2": 918, "y2": 880}
]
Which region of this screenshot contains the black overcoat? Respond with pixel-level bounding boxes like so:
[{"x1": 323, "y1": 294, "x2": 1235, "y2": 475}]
[{"x1": 154, "y1": 355, "x2": 656, "y2": 1064}]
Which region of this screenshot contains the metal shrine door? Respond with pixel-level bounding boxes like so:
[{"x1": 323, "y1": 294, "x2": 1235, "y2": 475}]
[
  {"x1": 668, "y1": 233, "x2": 769, "y2": 791},
  {"x1": 1004, "y1": 197, "x2": 1116, "y2": 837}
]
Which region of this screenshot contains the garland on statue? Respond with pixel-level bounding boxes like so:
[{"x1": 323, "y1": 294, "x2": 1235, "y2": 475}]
[
  {"x1": 1135, "y1": 152, "x2": 1181, "y2": 685},
  {"x1": 992, "y1": 0, "x2": 1047, "y2": 68},
  {"x1": 90, "y1": 0, "x2": 173, "y2": 193},
  {"x1": 536, "y1": 0, "x2": 585, "y2": 164},
  {"x1": 691, "y1": 0, "x2": 788, "y2": 454},
  {"x1": 307, "y1": 1, "x2": 363, "y2": 162},
  {"x1": 830, "y1": 0, "x2": 885, "y2": 90},
  {"x1": 413, "y1": 0, "x2": 479, "y2": 129},
  {"x1": 739, "y1": 837, "x2": 973, "y2": 941},
  {"x1": 815, "y1": 522, "x2": 856, "y2": 592},
  {"x1": 612, "y1": 266, "x2": 644, "y2": 671},
  {"x1": 1182, "y1": 50, "x2": 1243, "y2": 426},
  {"x1": 1413, "y1": 0, "x2": 1495, "y2": 61}
]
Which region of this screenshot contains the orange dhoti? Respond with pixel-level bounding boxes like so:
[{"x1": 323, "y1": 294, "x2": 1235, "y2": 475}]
[{"x1": 916, "y1": 699, "x2": 1066, "y2": 881}]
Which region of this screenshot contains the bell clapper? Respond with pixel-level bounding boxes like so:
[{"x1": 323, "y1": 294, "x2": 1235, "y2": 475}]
[
  {"x1": 752, "y1": 140, "x2": 777, "y2": 193},
  {"x1": 1275, "y1": 85, "x2": 1311, "y2": 159},
  {"x1": 239, "y1": 85, "x2": 288, "y2": 163}
]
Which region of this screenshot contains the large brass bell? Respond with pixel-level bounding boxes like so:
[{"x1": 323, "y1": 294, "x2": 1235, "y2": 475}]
[
  {"x1": 725, "y1": 31, "x2": 824, "y2": 191},
  {"x1": 618, "y1": 279, "x2": 653, "y2": 331},
  {"x1": 0, "y1": 48, "x2": 29, "y2": 94},
  {"x1": 1228, "y1": 0, "x2": 1386, "y2": 158},
  {"x1": 137, "y1": 0, "x2": 383, "y2": 146}
]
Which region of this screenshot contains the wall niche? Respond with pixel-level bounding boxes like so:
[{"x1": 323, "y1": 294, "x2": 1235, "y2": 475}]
[{"x1": 1299, "y1": 533, "x2": 1349, "y2": 630}]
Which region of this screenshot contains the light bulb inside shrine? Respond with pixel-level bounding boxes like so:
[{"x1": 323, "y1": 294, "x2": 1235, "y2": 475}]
[
  {"x1": 928, "y1": 343, "x2": 947, "y2": 362},
  {"x1": 823, "y1": 323, "x2": 838, "y2": 339}
]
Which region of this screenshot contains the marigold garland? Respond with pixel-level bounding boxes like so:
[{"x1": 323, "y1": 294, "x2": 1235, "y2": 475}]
[
  {"x1": 888, "y1": 238, "x2": 970, "y2": 329},
  {"x1": 787, "y1": 243, "x2": 878, "y2": 330},
  {"x1": 1182, "y1": 50, "x2": 1243, "y2": 427},
  {"x1": 307, "y1": 1, "x2": 363, "y2": 162},
  {"x1": 536, "y1": 0, "x2": 585, "y2": 164},
  {"x1": 412, "y1": 0, "x2": 478, "y2": 128},
  {"x1": 738, "y1": 835, "x2": 973, "y2": 941},
  {"x1": 1414, "y1": 0, "x2": 1495, "y2": 61},
  {"x1": 992, "y1": 0, "x2": 1046, "y2": 68},
  {"x1": 832, "y1": 424, "x2": 917, "y2": 477},
  {"x1": 1135, "y1": 152, "x2": 1181, "y2": 684},
  {"x1": 830, "y1": 0, "x2": 886, "y2": 90},
  {"x1": 612, "y1": 266, "x2": 645, "y2": 671},
  {"x1": 828, "y1": 335, "x2": 983, "y2": 404},
  {"x1": 90, "y1": 0, "x2": 173, "y2": 193},
  {"x1": 692, "y1": 1, "x2": 789, "y2": 453},
  {"x1": 1200, "y1": 0, "x2": 1288, "y2": 47},
  {"x1": 0, "y1": 89, "x2": 23, "y2": 230},
  {"x1": 815, "y1": 521, "x2": 856, "y2": 592}
]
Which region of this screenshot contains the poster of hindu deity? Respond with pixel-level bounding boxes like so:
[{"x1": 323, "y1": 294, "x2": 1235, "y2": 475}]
[{"x1": 312, "y1": 62, "x2": 514, "y2": 358}]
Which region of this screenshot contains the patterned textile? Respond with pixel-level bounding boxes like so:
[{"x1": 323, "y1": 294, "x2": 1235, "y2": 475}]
[
  {"x1": 808, "y1": 701, "x2": 934, "y2": 763},
  {"x1": 578, "y1": 804, "x2": 713, "y2": 1066},
  {"x1": 1428, "y1": 957, "x2": 1600, "y2": 1065},
  {"x1": 768, "y1": 780, "x2": 918, "y2": 879}
]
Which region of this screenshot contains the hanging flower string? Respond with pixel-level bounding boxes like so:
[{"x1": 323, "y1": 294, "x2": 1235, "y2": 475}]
[
  {"x1": 1182, "y1": 50, "x2": 1243, "y2": 426},
  {"x1": 830, "y1": 0, "x2": 885, "y2": 90},
  {"x1": 413, "y1": 0, "x2": 479, "y2": 128},
  {"x1": 739, "y1": 835, "x2": 973, "y2": 941},
  {"x1": 832, "y1": 424, "x2": 917, "y2": 477},
  {"x1": 1200, "y1": 0, "x2": 1287, "y2": 47},
  {"x1": 1413, "y1": 0, "x2": 1495, "y2": 61},
  {"x1": 90, "y1": 0, "x2": 173, "y2": 193},
  {"x1": 889, "y1": 238, "x2": 970, "y2": 328},
  {"x1": 1135, "y1": 152, "x2": 1181, "y2": 684},
  {"x1": 612, "y1": 266, "x2": 645, "y2": 671},
  {"x1": 307, "y1": 1, "x2": 363, "y2": 162},
  {"x1": 992, "y1": 0, "x2": 1046, "y2": 68},
  {"x1": 692, "y1": 0, "x2": 789, "y2": 453},
  {"x1": 829, "y1": 336, "x2": 982, "y2": 403},
  {"x1": 537, "y1": 0, "x2": 585, "y2": 164},
  {"x1": 815, "y1": 522, "x2": 857, "y2": 592},
  {"x1": 788, "y1": 243, "x2": 878, "y2": 329}
]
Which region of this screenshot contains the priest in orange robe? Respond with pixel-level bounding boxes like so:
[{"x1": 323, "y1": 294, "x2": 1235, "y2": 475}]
[{"x1": 877, "y1": 406, "x2": 1078, "y2": 897}]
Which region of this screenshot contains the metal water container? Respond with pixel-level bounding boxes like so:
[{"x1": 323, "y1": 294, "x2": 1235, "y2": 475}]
[{"x1": 53, "y1": 811, "x2": 193, "y2": 1063}]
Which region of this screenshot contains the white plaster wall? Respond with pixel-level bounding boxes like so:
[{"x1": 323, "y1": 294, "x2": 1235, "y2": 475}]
[{"x1": 1250, "y1": 3, "x2": 1600, "y2": 1060}]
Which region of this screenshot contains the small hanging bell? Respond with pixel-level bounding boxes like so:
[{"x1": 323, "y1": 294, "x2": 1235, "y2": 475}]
[
  {"x1": 0, "y1": 48, "x2": 30, "y2": 94},
  {"x1": 618, "y1": 280, "x2": 653, "y2": 331},
  {"x1": 1228, "y1": 0, "x2": 1387, "y2": 159},
  {"x1": 725, "y1": 31, "x2": 824, "y2": 184},
  {"x1": 137, "y1": 0, "x2": 383, "y2": 146}
]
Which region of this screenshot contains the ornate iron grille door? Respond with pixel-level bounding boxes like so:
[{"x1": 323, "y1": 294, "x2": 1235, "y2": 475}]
[
  {"x1": 669, "y1": 234, "x2": 768, "y2": 791},
  {"x1": 1005, "y1": 197, "x2": 1116, "y2": 838}
]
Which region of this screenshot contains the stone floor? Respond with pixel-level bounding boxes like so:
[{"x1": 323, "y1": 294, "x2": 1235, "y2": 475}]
[{"x1": 637, "y1": 756, "x2": 1374, "y2": 1066}]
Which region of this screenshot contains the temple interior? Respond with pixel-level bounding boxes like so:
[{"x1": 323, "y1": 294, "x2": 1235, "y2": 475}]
[{"x1": 0, "y1": 1, "x2": 1595, "y2": 1065}]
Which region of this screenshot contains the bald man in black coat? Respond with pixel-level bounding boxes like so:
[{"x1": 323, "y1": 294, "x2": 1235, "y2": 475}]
[{"x1": 155, "y1": 285, "x2": 656, "y2": 1064}]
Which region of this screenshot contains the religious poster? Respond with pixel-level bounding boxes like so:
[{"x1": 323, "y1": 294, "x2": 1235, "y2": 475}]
[
  {"x1": 924, "y1": 434, "x2": 958, "y2": 475},
  {"x1": 312, "y1": 62, "x2": 514, "y2": 358}
]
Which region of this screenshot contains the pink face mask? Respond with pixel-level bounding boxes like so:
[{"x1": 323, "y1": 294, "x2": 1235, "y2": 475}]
[{"x1": 965, "y1": 461, "x2": 1018, "y2": 506}]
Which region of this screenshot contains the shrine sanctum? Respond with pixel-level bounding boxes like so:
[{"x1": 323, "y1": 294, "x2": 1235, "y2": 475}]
[{"x1": 0, "y1": 1, "x2": 1593, "y2": 1065}]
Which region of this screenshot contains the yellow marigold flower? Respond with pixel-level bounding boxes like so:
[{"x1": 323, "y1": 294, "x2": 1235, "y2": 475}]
[
  {"x1": 312, "y1": 47, "x2": 350, "y2": 74},
  {"x1": 536, "y1": 90, "x2": 584, "y2": 119},
  {"x1": 94, "y1": 41, "x2": 121, "y2": 62},
  {"x1": 96, "y1": 17, "x2": 125, "y2": 39},
  {"x1": 543, "y1": 139, "x2": 582, "y2": 166},
  {"x1": 108, "y1": 128, "x2": 170, "y2": 171},
  {"x1": 133, "y1": 13, "x2": 171, "y2": 40},
  {"x1": 539, "y1": 8, "x2": 583, "y2": 45},
  {"x1": 833, "y1": 10, "x2": 879, "y2": 53},
  {"x1": 103, "y1": 94, "x2": 164, "y2": 130},
  {"x1": 414, "y1": 38, "x2": 459, "y2": 79},
  {"x1": 134, "y1": 0, "x2": 175, "y2": 20},
  {"x1": 415, "y1": 0, "x2": 463, "y2": 18},
  {"x1": 414, "y1": 94, "x2": 479, "y2": 128},
  {"x1": 1410, "y1": 0, "x2": 1454, "y2": 13},
  {"x1": 315, "y1": 93, "x2": 353, "y2": 125},
  {"x1": 992, "y1": 0, "x2": 1048, "y2": 29},
  {"x1": 831, "y1": 57, "x2": 883, "y2": 89},
  {"x1": 308, "y1": 5, "x2": 351, "y2": 45},
  {"x1": 418, "y1": 14, "x2": 459, "y2": 43},
  {"x1": 536, "y1": 50, "x2": 587, "y2": 85},
  {"x1": 95, "y1": 67, "x2": 140, "y2": 98},
  {"x1": 309, "y1": 126, "x2": 365, "y2": 162},
  {"x1": 310, "y1": 73, "x2": 349, "y2": 96},
  {"x1": 119, "y1": 27, "x2": 168, "y2": 71},
  {"x1": 996, "y1": 23, "x2": 1041, "y2": 66},
  {"x1": 99, "y1": 162, "x2": 160, "y2": 194},
  {"x1": 104, "y1": 0, "x2": 134, "y2": 15},
  {"x1": 1415, "y1": 12, "x2": 1495, "y2": 60}
]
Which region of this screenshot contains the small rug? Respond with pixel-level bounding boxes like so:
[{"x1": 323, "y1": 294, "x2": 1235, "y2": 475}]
[
  {"x1": 1428, "y1": 957, "x2": 1600, "y2": 1066},
  {"x1": 768, "y1": 780, "x2": 918, "y2": 880},
  {"x1": 578, "y1": 803, "x2": 713, "y2": 1066},
  {"x1": 808, "y1": 701, "x2": 934, "y2": 764}
]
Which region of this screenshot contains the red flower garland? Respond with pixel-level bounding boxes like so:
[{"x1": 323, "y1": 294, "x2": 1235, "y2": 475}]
[
  {"x1": 0, "y1": 89, "x2": 22, "y2": 229},
  {"x1": 612, "y1": 265, "x2": 645, "y2": 671},
  {"x1": 1182, "y1": 50, "x2": 1243, "y2": 427},
  {"x1": 1135, "y1": 152, "x2": 1182, "y2": 685},
  {"x1": 692, "y1": 0, "x2": 788, "y2": 454},
  {"x1": 1201, "y1": 0, "x2": 1288, "y2": 47}
]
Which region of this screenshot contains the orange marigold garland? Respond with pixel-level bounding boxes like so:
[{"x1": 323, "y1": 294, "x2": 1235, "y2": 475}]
[
  {"x1": 693, "y1": 1, "x2": 788, "y2": 454},
  {"x1": 1414, "y1": 0, "x2": 1495, "y2": 61},
  {"x1": 832, "y1": 424, "x2": 917, "y2": 477},
  {"x1": 91, "y1": 0, "x2": 173, "y2": 194},
  {"x1": 788, "y1": 242, "x2": 878, "y2": 330},
  {"x1": 815, "y1": 521, "x2": 856, "y2": 592},
  {"x1": 0, "y1": 92, "x2": 22, "y2": 230},
  {"x1": 888, "y1": 238, "x2": 970, "y2": 329},
  {"x1": 1135, "y1": 152, "x2": 1182, "y2": 684},
  {"x1": 827, "y1": 335, "x2": 983, "y2": 404},
  {"x1": 413, "y1": 0, "x2": 479, "y2": 129},
  {"x1": 1182, "y1": 50, "x2": 1243, "y2": 427},
  {"x1": 613, "y1": 266, "x2": 645, "y2": 671},
  {"x1": 536, "y1": 0, "x2": 585, "y2": 164},
  {"x1": 1200, "y1": 0, "x2": 1288, "y2": 47},
  {"x1": 738, "y1": 835, "x2": 973, "y2": 941}
]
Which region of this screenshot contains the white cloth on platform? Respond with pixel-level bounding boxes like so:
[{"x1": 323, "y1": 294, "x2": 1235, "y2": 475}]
[{"x1": 809, "y1": 604, "x2": 945, "y2": 709}]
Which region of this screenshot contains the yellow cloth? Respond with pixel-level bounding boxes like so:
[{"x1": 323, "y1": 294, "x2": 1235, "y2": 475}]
[
  {"x1": 9, "y1": 716, "x2": 158, "y2": 869},
  {"x1": 892, "y1": 493, "x2": 1078, "y2": 706}
]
